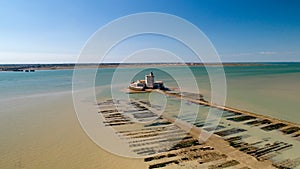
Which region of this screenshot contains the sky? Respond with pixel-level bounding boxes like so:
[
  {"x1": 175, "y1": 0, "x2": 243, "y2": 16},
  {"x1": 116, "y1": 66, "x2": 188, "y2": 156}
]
[{"x1": 0, "y1": 0, "x2": 300, "y2": 63}]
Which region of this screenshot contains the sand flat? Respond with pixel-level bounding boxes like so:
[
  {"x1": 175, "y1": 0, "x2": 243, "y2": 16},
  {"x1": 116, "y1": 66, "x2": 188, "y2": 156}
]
[{"x1": 0, "y1": 92, "x2": 146, "y2": 169}]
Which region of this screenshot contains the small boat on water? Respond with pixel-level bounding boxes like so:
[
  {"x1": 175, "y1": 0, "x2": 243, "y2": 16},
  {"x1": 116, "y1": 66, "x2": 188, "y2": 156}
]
[{"x1": 24, "y1": 69, "x2": 35, "y2": 72}]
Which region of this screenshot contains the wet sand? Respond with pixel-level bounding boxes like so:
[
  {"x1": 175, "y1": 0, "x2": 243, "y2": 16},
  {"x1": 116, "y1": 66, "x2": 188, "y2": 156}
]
[
  {"x1": 0, "y1": 90, "x2": 276, "y2": 169},
  {"x1": 0, "y1": 92, "x2": 146, "y2": 169}
]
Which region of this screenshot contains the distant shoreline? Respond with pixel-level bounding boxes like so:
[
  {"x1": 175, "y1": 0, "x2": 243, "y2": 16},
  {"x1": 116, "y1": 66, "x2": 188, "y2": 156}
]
[{"x1": 0, "y1": 62, "x2": 293, "y2": 71}]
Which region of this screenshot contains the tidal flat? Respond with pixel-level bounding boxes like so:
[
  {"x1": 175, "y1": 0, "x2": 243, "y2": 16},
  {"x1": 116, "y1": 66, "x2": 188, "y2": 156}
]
[{"x1": 0, "y1": 63, "x2": 299, "y2": 168}]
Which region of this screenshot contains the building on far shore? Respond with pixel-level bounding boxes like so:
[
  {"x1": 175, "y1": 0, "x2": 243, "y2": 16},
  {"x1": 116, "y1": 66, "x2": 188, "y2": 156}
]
[{"x1": 129, "y1": 72, "x2": 165, "y2": 91}]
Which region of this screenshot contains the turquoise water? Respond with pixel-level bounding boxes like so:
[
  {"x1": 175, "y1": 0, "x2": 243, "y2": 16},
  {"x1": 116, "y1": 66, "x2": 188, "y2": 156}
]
[
  {"x1": 0, "y1": 63, "x2": 299, "y2": 123},
  {"x1": 0, "y1": 70, "x2": 73, "y2": 99}
]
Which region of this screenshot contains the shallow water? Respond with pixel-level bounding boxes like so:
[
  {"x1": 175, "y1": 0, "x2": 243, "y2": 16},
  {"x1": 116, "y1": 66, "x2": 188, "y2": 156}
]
[
  {"x1": 1, "y1": 63, "x2": 299, "y2": 123},
  {"x1": 0, "y1": 63, "x2": 300, "y2": 168}
]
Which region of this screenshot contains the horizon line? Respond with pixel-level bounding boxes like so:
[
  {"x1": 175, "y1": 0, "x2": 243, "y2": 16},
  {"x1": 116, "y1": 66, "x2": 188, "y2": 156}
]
[{"x1": 1, "y1": 61, "x2": 300, "y2": 65}]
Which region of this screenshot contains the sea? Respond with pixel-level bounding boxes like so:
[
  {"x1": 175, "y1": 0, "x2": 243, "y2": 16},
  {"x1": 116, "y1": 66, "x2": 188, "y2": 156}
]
[{"x1": 0, "y1": 63, "x2": 299, "y2": 123}]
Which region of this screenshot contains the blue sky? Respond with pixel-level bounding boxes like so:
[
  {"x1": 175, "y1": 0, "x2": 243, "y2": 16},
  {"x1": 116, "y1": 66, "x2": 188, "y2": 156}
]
[{"x1": 0, "y1": 0, "x2": 299, "y2": 63}]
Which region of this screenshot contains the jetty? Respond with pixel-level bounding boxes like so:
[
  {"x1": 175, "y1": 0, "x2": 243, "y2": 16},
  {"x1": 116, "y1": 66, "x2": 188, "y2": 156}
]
[
  {"x1": 155, "y1": 89, "x2": 300, "y2": 137},
  {"x1": 127, "y1": 71, "x2": 300, "y2": 138}
]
